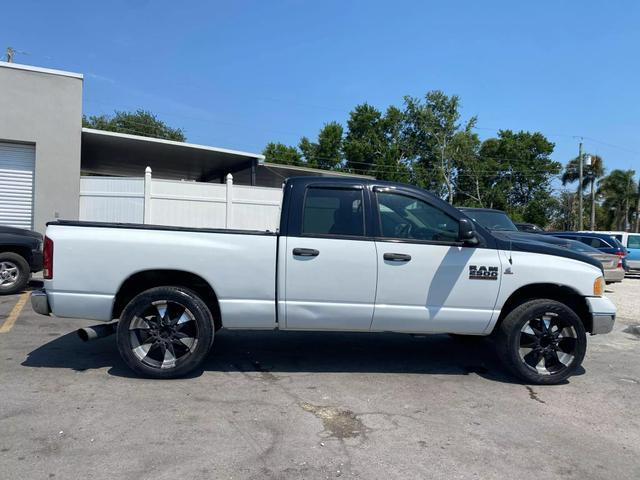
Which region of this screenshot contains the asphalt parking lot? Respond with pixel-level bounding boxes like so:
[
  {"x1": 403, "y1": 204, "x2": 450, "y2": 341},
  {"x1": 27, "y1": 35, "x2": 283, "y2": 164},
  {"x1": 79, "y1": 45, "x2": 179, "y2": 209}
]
[{"x1": 1, "y1": 278, "x2": 639, "y2": 480}]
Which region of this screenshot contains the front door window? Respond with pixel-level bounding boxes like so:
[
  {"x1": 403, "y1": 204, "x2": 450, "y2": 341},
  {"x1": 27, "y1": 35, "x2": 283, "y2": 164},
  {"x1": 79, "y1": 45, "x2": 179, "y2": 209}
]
[{"x1": 376, "y1": 191, "x2": 459, "y2": 242}]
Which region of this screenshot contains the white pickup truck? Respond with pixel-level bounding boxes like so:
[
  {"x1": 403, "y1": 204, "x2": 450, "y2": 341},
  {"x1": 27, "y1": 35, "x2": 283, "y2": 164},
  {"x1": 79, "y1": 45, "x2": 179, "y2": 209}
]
[{"x1": 32, "y1": 177, "x2": 616, "y2": 384}]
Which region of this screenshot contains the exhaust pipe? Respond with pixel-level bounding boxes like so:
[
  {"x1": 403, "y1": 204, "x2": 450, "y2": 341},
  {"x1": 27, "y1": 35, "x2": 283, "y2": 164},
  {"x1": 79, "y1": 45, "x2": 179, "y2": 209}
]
[{"x1": 77, "y1": 322, "x2": 117, "y2": 342}]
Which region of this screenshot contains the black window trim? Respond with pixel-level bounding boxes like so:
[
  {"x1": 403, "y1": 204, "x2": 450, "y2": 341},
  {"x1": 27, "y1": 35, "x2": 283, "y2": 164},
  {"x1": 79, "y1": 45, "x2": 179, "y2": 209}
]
[{"x1": 299, "y1": 185, "x2": 368, "y2": 240}]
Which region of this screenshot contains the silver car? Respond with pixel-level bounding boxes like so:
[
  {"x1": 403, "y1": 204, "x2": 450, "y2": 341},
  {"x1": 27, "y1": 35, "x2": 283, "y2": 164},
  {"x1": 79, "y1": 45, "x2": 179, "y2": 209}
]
[{"x1": 562, "y1": 239, "x2": 624, "y2": 284}]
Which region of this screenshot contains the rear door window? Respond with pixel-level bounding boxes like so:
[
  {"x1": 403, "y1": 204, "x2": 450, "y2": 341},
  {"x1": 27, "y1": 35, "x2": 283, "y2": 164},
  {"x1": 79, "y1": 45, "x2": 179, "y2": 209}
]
[{"x1": 302, "y1": 187, "x2": 365, "y2": 237}]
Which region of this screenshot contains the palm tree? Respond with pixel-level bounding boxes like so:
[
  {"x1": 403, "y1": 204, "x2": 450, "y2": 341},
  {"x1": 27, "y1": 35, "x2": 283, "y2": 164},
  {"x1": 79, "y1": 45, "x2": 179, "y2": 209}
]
[
  {"x1": 562, "y1": 154, "x2": 604, "y2": 229},
  {"x1": 597, "y1": 169, "x2": 637, "y2": 230}
]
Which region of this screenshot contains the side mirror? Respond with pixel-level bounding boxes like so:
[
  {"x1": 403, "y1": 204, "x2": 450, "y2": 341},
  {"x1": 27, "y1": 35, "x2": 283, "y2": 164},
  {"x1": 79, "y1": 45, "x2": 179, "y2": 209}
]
[{"x1": 459, "y1": 218, "x2": 478, "y2": 245}]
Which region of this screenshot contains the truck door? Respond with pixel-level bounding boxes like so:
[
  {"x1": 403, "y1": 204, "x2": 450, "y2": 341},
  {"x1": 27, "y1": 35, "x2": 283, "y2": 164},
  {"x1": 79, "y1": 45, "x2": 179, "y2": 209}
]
[
  {"x1": 370, "y1": 187, "x2": 501, "y2": 334},
  {"x1": 281, "y1": 185, "x2": 377, "y2": 330}
]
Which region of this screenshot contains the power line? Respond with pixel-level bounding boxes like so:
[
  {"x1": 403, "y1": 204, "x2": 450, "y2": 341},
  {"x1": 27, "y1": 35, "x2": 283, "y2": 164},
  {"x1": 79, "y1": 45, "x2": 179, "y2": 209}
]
[{"x1": 99, "y1": 123, "x2": 573, "y2": 172}]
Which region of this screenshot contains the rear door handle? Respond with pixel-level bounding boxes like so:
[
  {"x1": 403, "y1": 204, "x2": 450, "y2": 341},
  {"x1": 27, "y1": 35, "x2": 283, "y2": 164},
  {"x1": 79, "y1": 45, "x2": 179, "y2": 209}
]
[
  {"x1": 293, "y1": 248, "x2": 320, "y2": 257},
  {"x1": 384, "y1": 252, "x2": 411, "y2": 262}
]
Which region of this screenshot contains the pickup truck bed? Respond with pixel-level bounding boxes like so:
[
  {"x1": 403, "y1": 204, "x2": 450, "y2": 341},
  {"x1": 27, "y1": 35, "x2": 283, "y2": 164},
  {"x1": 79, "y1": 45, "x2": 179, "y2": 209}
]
[{"x1": 43, "y1": 221, "x2": 278, "y2": 328}]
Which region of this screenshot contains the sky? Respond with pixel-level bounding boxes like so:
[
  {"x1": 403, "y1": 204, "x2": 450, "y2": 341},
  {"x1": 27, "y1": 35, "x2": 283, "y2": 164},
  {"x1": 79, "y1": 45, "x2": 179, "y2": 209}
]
[{"x1": 2, "y1": 0, "x2": 639, "y2": 184}]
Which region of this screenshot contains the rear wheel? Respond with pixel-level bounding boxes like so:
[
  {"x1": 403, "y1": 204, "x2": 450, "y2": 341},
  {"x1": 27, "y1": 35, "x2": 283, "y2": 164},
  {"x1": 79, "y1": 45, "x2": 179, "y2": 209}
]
[
  {"x1": 0, "y1": 253, "x2": 30, "y2": 295},
  {"x1": 116, "y1": 286, "x2": 214, "y2": 378},
  {"x1": 496, "y1": 299, "x2": 586, "y2": 385}
]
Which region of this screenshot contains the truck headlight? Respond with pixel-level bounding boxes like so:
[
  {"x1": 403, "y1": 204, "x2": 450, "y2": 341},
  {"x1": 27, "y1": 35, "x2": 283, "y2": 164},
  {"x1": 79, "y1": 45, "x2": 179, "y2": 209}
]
[{"x1": 593, "y1": 276, "x2": 604, "y2": 297}]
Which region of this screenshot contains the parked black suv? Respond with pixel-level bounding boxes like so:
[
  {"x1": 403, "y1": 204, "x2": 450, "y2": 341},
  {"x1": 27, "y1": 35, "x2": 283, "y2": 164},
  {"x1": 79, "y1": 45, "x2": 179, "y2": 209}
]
[{"x1": 0, "y1": 226, "x2": 43, "y2": 295}]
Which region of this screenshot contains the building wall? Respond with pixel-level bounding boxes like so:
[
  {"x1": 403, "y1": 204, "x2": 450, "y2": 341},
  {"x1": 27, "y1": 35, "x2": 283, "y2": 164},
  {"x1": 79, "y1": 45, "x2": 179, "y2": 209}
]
[{"x1": 0, "y1": 62, "x2": 83, "y2": 233}]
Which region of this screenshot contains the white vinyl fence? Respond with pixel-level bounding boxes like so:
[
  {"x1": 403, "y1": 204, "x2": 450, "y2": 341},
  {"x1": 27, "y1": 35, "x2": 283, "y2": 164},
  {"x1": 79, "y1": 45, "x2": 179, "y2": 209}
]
[{"x1": 79, "y1": 168, "x2": 283, "y2": 231}]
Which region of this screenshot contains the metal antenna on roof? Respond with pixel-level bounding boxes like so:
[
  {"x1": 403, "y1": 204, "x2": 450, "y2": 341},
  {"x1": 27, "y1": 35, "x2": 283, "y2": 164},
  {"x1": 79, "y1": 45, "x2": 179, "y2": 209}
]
[{"x1": 5, "y1": 47, "x2": 30, "y2": 63}]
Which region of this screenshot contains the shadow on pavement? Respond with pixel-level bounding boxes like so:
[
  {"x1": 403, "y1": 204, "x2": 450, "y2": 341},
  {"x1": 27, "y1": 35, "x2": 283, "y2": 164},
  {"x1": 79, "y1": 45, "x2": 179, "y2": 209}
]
[
  {"x1": 22, "y1": 331, "x2": 572, "y2": 383},
  {"x1": 19, "y1": 328, "x2": 579, "y2": 384},
  {"x1": 22, "y1": 331, "x2": 127, "y2": 373}
]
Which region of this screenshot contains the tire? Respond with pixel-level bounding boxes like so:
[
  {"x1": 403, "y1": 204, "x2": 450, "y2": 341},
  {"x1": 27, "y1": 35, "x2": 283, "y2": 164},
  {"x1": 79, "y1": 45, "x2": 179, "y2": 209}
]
[
  {"x1": 0, "y1": 252, "x2": 30, "y2": 295},
  {"x1": 116, "y1": 286, "x2": 214, "y2": 379},
  {"x1": 495, "y1": 299, "x2": 587, "y2": 385}
]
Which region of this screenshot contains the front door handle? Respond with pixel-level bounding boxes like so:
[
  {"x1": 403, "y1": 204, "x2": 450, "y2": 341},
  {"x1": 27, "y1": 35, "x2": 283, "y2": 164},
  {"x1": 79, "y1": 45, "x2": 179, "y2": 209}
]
[
  {"x1": 384, "y1": 252, "x2": 411, "y2": 262},
  {"x1": 293, "y1": 248, "x2": 320, "y2": 257}
]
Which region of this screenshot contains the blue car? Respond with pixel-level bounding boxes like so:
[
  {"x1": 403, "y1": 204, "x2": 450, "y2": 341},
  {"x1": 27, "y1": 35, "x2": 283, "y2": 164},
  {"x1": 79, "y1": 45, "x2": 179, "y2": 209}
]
[
  {"x1": 587, "y1": 231, "x2": 640, "y2": 273},
  {"x1": 543, "y1": 232, "x2": 629, "y2": 270}
]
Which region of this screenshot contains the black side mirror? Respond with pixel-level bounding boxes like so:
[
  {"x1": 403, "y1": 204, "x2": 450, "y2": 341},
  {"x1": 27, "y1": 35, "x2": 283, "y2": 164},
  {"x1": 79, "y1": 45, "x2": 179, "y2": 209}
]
[{"x1": 459, "y1": 218, "x2": 478, "y2": 245}]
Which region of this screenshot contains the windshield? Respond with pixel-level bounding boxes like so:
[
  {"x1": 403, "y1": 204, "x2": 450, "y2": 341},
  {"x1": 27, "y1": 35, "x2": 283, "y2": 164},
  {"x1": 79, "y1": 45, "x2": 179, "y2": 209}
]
[{"x1": 463, "y1": 210, "x2": 518, "y2": 232}]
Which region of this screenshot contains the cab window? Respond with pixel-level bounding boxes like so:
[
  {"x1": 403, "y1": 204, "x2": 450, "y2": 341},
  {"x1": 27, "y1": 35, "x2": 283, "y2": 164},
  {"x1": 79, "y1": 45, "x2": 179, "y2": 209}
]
[
  {"x1": 376, "y1": 191, "x2": 459, "y2": 241},
  {"x1": 628, "y1": 235, "x2": 640, "y2": 248},
  {"x1": 302, "y1": 187, "x2": 364, "y2": 237}
]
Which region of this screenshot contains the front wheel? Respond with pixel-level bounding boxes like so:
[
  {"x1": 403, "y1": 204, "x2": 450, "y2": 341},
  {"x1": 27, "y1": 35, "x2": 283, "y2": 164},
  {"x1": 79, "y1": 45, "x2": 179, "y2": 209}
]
[
  {"x1": 495, "y1": 299, "x2": 587, "y2": 385},
  {"x1": 116, "y1": 286, "x2": 214, "y2": 379}
]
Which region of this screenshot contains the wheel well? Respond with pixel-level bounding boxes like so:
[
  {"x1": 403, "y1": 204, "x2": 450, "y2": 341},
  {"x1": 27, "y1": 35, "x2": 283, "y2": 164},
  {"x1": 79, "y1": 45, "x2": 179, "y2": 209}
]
[
  {"x1": 0, "y1": 246, "x2": 31, "y2": 263},
  {"x1": 494, "y1": 283, "x2": 592, "y2": 333},
  {"x1": 112, "y1": 270, "x2": 222, "y2": 330}
]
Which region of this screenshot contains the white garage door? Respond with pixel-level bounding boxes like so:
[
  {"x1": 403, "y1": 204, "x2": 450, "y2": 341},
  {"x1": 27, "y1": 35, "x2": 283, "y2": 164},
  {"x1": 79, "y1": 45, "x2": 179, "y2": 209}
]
[{"x1": 0, "y1": 142, "x2": 35, "y2": 229}]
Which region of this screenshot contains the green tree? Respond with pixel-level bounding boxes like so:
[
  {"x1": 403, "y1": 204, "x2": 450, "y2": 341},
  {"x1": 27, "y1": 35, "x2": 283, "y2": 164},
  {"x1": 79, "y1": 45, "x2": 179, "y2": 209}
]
[
  {"x1": 479, "y1": 130, "x2": 560, "y2": 223},
  {"x1": 376, "y1": 106, "x2": 412, "y2": 183},
  {"x1": 343, "y1": 104, "x2": 385, "y2": 175},
  {"x1": 403, "y1": 91, "x2": 476, "y2": 203},
  {"x1": 298, "y1": 122, "x2": 344, "y2": 170},
  {"x1": 262, "y1": 142, "x2": 302, "y2": 165},
  {"x1": 450, "y1": 129, "x2": 486, "y2": 207},
  {"x1": 342, "y1": 104, "x2": 410, "y2": 182},
  {"x1": 261, "y1": 91, "x2": 564, "y2": 226},
  {"x1": 597, "y1": 169, "x2": 637, "y2": 230},
  {"x1": 561, "y1": 154, "x2": 605, "y2": 229},
  {"x1": 550, "y1": 191, "x2": 578, "y2": 230},
  {"x1": 83, "y1": 109, "x2": 185, "y2": 141}
]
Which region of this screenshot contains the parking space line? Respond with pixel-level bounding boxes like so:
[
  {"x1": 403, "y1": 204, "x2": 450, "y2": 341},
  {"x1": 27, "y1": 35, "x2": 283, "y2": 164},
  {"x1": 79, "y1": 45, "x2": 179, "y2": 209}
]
[{"x1": 0, "y1": 292, "x2": 31, "y2": 333}]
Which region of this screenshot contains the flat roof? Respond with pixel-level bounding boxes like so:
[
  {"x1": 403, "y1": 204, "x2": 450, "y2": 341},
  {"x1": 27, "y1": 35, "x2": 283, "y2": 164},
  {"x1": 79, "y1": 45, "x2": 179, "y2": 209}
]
[
  {"x1": 81, "y1": 128, "x2": 373, "y2": 186},
  {"x1": 0, "y1": 61, "x2": 83, "y2": 80},
  {"x1": 81, "y1": 128, "x2": 264, "y2": 181},
  {"x1": 82, "y1": 128, "x2": 264, "y2": 161}
]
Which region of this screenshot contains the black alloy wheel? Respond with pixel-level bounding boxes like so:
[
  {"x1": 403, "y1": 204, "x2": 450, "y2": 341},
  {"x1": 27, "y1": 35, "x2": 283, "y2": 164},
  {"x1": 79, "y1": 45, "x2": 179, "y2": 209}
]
[
  {"x1": 496, "y1": 298, "x2": 587, "y2": 385},
  {"x1": 518, "y1": 312, "x2": 578, "y2": 376},
  {"x1": 129, "y1": 299, "x2": 199, "y2": 370},
  {"x1": 117, "y1": 287, "x2": 214, "y2": 378}
]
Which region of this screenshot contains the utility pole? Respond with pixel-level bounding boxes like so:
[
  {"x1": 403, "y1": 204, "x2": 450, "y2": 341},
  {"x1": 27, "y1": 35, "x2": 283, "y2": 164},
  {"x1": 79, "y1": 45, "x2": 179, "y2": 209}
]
[
  {"x1": 584, "y1": 154, "x2": 596, "y2": 230},
  {"x1": 578, "y1": 141, "x2": 584, "y2": 231},
  {"x1": 624, "y1": 174, "x2": 632, "y2": 231},
  {"x1": 635, "y1": 179, "x2": 640, "y2": 233},
  {"x1": 6, "y1": 47, "x2": 14, "y2": 63},
  {"x1": 590, "y1": 177, "x2": 596, "y2": 230}
]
